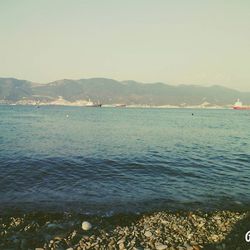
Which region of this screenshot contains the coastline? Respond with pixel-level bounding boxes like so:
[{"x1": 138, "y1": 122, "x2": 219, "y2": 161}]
[
  {"x1": 0, "y1": 103, "x2": 231, "y2": 109},
  {"x1": 1, "y1": 210, "x2": 249, "y2": 250}
]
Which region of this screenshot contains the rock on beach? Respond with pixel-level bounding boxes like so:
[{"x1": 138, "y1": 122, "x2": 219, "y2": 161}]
[{"x1": 81, "y1": 221, "x2": 92, "y2": 231}]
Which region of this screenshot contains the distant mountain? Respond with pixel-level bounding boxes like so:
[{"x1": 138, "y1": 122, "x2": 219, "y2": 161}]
[{"x1": 0, "y1": 77, "x2": 250, "y2": 107}]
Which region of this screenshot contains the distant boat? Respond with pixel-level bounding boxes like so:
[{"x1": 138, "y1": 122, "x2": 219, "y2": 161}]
[
  {"x1": 115, "y1": 104, "x2": 126, "y2": 108},
  {"x1": 233, "y1": 99, "x2": 250, "y2": 110},
  {"x1": 85, "y1": 99, "x2": 102, "y2": 107},
  {"x1": 36, "y1": 101, "x2": 40, "y2": 108}
]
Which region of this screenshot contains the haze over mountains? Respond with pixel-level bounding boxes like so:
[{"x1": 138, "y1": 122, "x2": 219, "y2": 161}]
[{"x1": 0, "y1": 77, "x2": 249, "y2": 107}]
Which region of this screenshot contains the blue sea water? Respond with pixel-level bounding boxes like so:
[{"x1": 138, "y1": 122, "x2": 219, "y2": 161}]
[{"x1": 0, "y1": 105, "x2": 249, "y2": 214}]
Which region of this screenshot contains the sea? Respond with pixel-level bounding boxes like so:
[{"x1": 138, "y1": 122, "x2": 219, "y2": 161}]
[{"x1": 0, "y1": 105, "x2": 249, "y2": 215}]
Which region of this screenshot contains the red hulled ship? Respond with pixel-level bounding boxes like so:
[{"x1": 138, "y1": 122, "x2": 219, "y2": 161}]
[{"x1": 233, "y1": 99, "x2": 250, "y2": 110}]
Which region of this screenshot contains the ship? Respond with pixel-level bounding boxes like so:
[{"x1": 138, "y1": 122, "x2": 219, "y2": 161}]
[
  {"x1": 85, "y1": 99, "x2": 102, "y2": 107},
  {"x1": 233, "y1": 99, "x2": 250, "y2": 110},
  {"x1": 115, "y1": 104, "x2": 126, "y2": 108}
]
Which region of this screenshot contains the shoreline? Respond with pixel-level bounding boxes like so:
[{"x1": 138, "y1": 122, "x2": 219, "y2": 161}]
[
  {"x1": 1, "y1": 210, "x2": 249, "y2": 250},
  {"x1": 0, "y1": 103, "x2": 233, "y2": 110}
]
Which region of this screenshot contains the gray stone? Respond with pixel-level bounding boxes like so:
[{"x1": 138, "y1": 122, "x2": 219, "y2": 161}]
[{"x1": 184, "y1": 243, "x2": 193, "y2": 250}]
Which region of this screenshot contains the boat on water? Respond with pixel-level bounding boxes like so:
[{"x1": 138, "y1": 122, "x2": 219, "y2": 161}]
[
  {"x1": 85, "y1": 99, "x2": 102, "y2": 107},
  {"x1": 233, "y1": 99, "x2": 250, "y2": 110},
  {"x1": 115, "y1": 104, "x2": 126, "y2": 108}
]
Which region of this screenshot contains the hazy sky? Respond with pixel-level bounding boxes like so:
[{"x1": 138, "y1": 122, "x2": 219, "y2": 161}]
[{"x1": 0, "y1": 0, "x2": 250, "y2": 91}]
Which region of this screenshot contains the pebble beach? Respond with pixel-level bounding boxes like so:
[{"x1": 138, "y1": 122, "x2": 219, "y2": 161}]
[{"x1": 1, "y1": 210, "x2": 249, "y2": 250}]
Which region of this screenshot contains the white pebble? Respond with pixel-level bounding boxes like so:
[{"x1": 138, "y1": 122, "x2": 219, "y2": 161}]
[
  {"x1": 155, "y1": 244, "x2": 168, "y2": 250},
  {"x1": 82, "y1": 221, "x2": 92, "y2": 231},
  {"x1": 144, "y1": 231, "x2": 152, "y2": 237}
]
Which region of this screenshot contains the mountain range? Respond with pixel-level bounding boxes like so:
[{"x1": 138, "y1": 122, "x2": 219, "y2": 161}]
[{"x1": 0, "y1": 77, "x2": 249, "y2": 107}]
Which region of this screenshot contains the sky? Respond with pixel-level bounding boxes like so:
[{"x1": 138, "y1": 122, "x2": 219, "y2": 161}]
[{"x1": 0, "y1": 0, "x2": 250, "y2": 91}]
